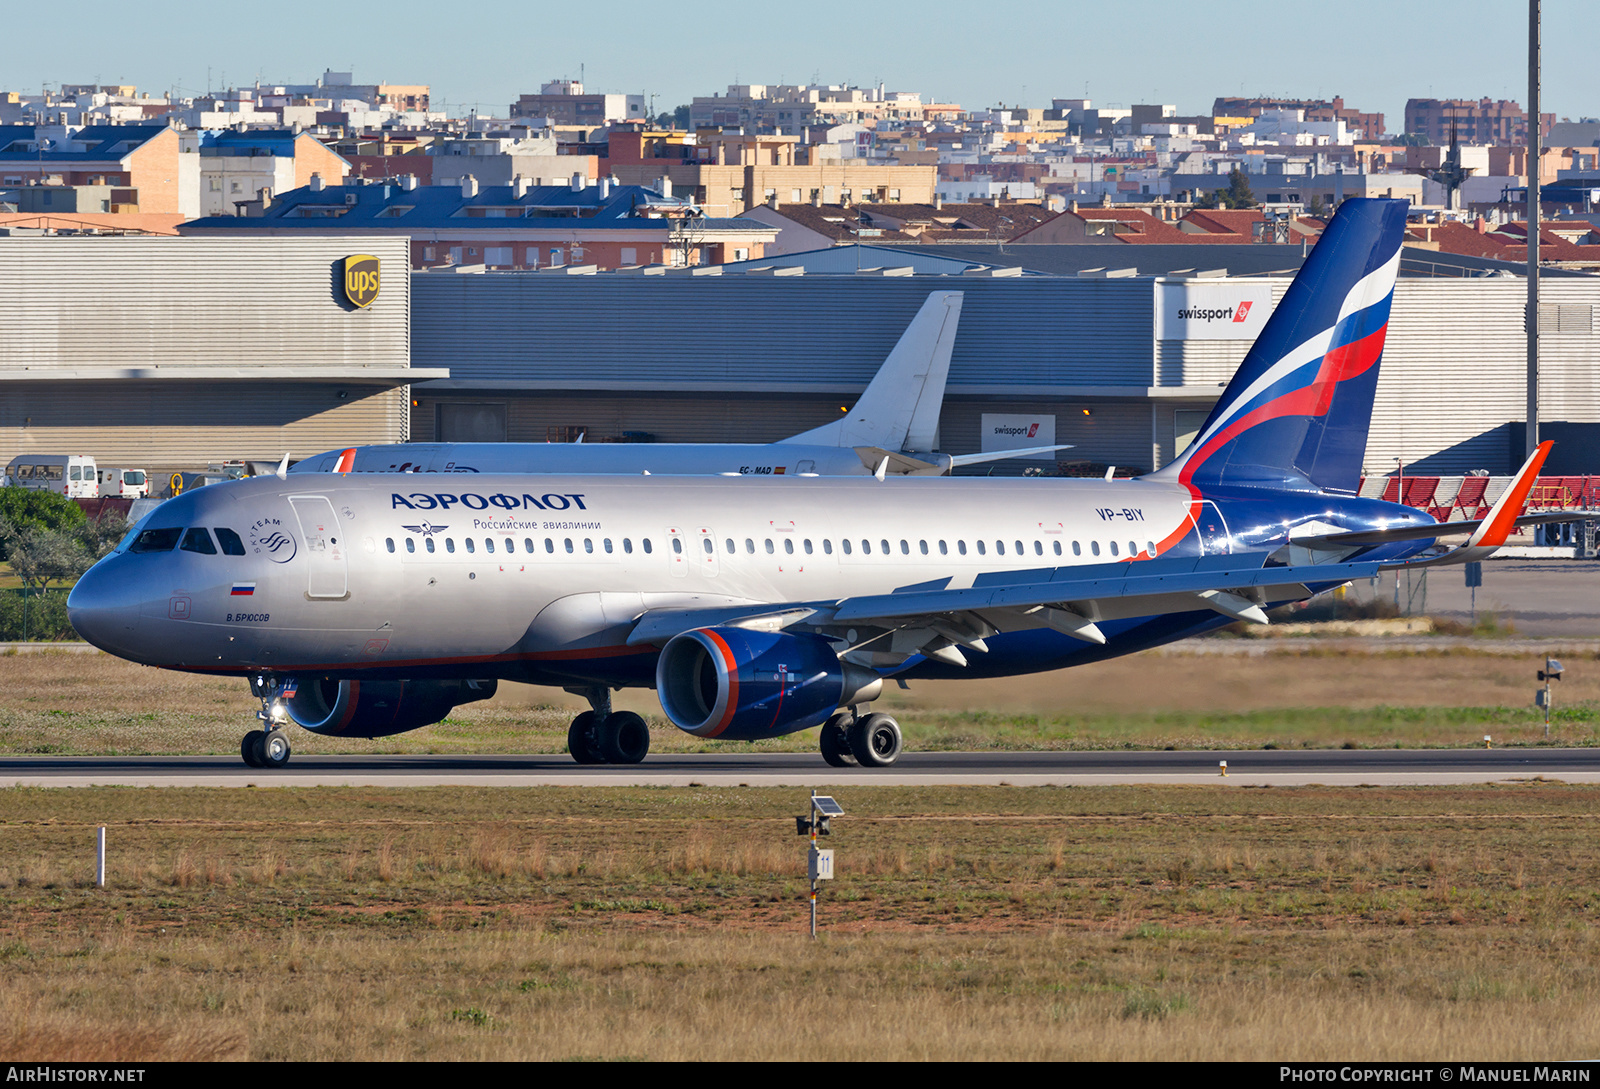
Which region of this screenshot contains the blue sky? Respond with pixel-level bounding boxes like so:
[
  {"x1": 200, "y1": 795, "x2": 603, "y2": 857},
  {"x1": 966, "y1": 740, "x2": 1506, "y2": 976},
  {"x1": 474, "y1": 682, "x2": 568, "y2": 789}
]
[{"x1": 3, "y1": 0, "x2": 1594, "y2": 128}]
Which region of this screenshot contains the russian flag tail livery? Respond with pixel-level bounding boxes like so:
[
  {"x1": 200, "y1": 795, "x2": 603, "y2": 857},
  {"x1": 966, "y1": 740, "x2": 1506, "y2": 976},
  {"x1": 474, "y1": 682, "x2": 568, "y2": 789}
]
[{"x1": 1152, "y1": 197, "x2": 1408, "y2": 497}]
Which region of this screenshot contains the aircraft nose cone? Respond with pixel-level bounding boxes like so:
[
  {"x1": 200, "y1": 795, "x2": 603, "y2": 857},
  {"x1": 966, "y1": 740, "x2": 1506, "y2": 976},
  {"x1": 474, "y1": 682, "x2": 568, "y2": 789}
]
[{"x1": 67, "y1": 558, "x2": 145, "y2": 659}]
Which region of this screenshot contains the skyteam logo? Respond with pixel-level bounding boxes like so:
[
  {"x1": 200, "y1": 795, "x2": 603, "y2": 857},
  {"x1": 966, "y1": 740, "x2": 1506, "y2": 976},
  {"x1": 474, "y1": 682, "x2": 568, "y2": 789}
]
[{"x1": 248, "y1": 518, "x2": 299, "y2": 564}]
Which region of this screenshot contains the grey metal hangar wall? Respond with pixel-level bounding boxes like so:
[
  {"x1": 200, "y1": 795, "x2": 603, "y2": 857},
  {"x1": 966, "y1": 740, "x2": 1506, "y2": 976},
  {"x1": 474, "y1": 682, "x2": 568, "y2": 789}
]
[
  {"x1": 409, "y1": 271, "x2": 1170, "y2": 473},
  {"x1": 411, "y1": 267, "x2": 1600, "y2": 476},
  {"x1": 0, "y1": 236, "x2": 435, "y2": 477}
]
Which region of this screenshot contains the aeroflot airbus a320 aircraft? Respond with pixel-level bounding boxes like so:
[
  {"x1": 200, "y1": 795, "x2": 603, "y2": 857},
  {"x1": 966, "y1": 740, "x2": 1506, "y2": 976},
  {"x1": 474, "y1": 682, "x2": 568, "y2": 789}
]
[
  {"x1": 291, "y1": 290, "x2": 1066, "y2": 479},
  {"x1": 68, "y1": 199, "x2": 1571, "y2": 769}
]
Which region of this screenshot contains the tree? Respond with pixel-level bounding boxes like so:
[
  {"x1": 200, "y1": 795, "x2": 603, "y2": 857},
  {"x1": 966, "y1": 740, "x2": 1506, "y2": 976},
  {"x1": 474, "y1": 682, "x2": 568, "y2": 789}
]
[
  {"x1": 1223, "y1": 168, "x2": 1257, "y2": 209},
  {"x1": 3, "y1": 525, "x2": 91, "y2": 594},
  {"x1": 0, "y1": 486, "x2": 85, "y2": 561}
]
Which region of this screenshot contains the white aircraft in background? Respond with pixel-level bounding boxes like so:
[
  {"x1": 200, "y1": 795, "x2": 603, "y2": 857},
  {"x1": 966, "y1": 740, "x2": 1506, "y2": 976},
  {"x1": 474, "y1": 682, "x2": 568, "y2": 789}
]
[
  {"x1": 69, "y1": 200, "x2": 1582, "y2": 772},
  {"x1": 291, "y1": 291, "x2": 1068, "y2": 478}
]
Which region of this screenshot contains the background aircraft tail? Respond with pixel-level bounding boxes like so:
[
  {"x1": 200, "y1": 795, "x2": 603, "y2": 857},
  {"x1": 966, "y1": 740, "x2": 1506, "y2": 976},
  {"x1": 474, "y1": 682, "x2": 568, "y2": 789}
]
[
  {"x1": 780, "y1": 291, "x2": 963, "y2": 452},
  {"x1": 1150, "y1": 197, "x2": 1408, "y2": 496}
]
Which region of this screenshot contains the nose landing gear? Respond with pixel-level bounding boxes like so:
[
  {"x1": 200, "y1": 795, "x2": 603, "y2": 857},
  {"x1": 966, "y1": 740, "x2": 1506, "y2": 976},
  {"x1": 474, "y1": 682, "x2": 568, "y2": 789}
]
[
  {"x1": 241, "y1": 675, "x2": 293, "y2": 768},
  {"x1": 241, "y1": 728, "x2": 292, "y2": 768},
  {"x1": 565, "y1": 687, "x2": 650, "y2": 765}
]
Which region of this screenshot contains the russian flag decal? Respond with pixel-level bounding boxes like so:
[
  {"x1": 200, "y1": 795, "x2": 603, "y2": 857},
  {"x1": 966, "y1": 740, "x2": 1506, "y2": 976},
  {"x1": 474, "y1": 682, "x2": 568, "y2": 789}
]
[{"x1": 230, "y1": 582, "x2": 256, "y2": 596}]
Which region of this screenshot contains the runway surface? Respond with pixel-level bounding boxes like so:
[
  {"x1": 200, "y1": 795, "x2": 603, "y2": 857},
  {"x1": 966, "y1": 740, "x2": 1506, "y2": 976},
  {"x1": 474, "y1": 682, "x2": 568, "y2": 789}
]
[{"x1": 5, "y1": 748, "x2": 1600, "y2": 787}]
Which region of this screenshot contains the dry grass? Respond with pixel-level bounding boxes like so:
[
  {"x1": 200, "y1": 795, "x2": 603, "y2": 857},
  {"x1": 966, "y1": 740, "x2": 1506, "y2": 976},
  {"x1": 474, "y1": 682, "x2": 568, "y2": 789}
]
[
  {"x1": 5, "y1": 646, "x2": 1600, "y2": 756},
  {"x1": 2, "y1": 784, "x2": 1600, "y2": 1058}
]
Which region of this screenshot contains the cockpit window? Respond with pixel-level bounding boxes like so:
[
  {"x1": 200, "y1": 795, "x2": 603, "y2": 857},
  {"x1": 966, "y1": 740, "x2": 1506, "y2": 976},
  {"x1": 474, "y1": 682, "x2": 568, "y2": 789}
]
[
  {"x1": 214, "y1": 528, "x2": 247, "y2": 556},
  {"x1": 180, "y1": 528, "x2": 218, "y2": 555},
  {"x1": 129, "y1": 527, "x2": 182, "y2": 553}
]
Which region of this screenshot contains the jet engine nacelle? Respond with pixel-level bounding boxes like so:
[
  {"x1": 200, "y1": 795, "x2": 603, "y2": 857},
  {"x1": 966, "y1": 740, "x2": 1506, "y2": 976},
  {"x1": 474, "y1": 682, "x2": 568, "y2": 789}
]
[
  {"x1": 275, "y1": 677, "x2": 498, "y2": 738},
  {"x1": 655, "y1": 627, "x2": 881, "y2": 740}
]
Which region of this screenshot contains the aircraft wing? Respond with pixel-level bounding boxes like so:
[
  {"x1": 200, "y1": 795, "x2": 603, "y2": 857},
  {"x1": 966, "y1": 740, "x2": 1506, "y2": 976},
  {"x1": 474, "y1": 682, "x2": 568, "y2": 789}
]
[{"x1": 624, "y1": 552, "x2": 1386, "y2": 662}]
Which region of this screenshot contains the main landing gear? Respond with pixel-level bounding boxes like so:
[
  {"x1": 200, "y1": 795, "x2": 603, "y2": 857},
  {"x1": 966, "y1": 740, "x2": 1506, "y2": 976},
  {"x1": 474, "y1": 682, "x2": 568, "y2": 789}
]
[
  {"x1": 241, "y1": 674, "x2": 293, "y2": 769},
  {"x1": 819, "y1": 708, "x2": 903, "y2": 768},
  {"x1": 566, "y1": 687, "x2": 650, "y2": 765}
]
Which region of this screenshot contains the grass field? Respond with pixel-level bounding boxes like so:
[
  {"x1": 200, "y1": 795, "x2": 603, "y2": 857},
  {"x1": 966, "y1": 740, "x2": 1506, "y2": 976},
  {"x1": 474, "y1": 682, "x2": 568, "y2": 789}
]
[
  {"x1": 3, "y1": 644, "x2": 1597, "y2": 757},
  {"x1": 2, "y1": 783, "x2": 1599, "y2": 1060}
]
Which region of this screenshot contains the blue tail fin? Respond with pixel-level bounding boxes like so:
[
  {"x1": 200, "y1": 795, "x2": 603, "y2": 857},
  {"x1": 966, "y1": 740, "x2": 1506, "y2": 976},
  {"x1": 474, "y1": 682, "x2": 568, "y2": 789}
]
[{"x1": 1152, "y1": 197, "x2": 1408, "y2": 496}]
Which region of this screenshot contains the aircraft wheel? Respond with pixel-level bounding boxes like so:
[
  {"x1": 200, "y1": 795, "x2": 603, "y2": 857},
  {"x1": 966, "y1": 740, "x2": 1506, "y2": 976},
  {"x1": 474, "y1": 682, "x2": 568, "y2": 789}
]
[
  {"x1": 820, "y1": 713, "x2": 857, "y2": 768},
  {"x1": 241, "y1": 730, "x2": 267, "y2": 768},
  {"x1": 567, "y1": 711, "x2": 606, "y2": 764},
  {"x1": 598, "y1": 711, "x2": 650, "y2": 764},
  {"x1": 847, "y1": 713, "x2": 902, "y2": 767},
  {"x1": 262, "y1": 729, "x2": 292, "y2": 767}
]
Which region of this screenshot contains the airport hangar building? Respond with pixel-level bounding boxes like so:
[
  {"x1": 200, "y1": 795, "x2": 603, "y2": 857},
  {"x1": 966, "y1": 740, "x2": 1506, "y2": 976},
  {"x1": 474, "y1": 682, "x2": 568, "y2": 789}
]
[{"x1": 3, "y1": 234, "x2": 1600, "y2": 480}]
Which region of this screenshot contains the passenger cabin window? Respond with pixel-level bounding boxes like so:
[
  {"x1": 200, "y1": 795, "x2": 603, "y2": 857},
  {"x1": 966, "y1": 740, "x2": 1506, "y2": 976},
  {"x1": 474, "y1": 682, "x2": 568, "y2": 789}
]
[
  {"x1": 215, "y1": 528, "x2": 247, "y2": 556},
  {"x1": 784, "y1": 539, "x2": 794, "y2": 555},
  {"x1": 446, "y1": 538, "x2": 456, "y2": 553},
  {"x1": 525, "y1": 538, "x2": 535, "y2": 552},
  {"x1": 465, "y1": 538, "x2": 475, "y2": 554},
  {"x1": 406, "y1": 539, "x2": 416, "y2": 553},
  {"x1": 385, "y1": 538, "x2": 396, "y2": 553},
  {"x1": 642, "y1": 539, "x2": 653, "y2": 554},
  {"x1": 426, "y1": 538, "x2": 436, "y2": 553},
  {"x1": 765, "y1": 539, "x2": 775, "y2": 554},
  {"x1": 1072, "y1": 541, "x2": 1082, "y2": 556},
  {"x1": 623, "y1": 539, "x2": 633, "y2": 554},
  {"x1": 958, "y1": 541, "x2": 967, "y2": 555}
]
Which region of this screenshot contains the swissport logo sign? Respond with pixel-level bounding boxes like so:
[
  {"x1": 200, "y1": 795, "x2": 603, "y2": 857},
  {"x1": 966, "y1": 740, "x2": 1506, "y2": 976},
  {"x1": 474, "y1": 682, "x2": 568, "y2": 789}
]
[
  {"x1": 1156, "y1": 282, "x2": 1274, "y2": 341},
  {"x1": 980, "y1": 414, "x2": 1056, "y2": 460}
]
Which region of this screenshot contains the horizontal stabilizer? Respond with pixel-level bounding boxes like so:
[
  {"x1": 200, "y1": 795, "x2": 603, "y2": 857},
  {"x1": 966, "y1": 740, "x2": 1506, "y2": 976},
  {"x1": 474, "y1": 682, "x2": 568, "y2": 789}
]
[{"x1": 948, "y1": 445, "x2": 1075, "y2": 468}]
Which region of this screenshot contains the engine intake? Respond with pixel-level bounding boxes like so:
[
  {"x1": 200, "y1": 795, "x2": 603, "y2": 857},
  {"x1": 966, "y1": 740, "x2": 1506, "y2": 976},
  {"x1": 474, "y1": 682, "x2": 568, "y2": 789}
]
[
  {"x1": 656, "y1": 627, "x2": 880, "y2": 740},
  {"x1": 275, "y1": 677, "x2": 497, "y2": 738}
]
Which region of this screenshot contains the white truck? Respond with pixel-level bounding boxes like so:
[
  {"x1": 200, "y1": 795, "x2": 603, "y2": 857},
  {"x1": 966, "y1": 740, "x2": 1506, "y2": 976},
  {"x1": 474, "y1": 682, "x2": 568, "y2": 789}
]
[
  {"x1": 4, "y1": 455, "x2": 99, "y2": 498},
  {"x1": 97, "y1": 467, "x2": 150, "y2": 499}
]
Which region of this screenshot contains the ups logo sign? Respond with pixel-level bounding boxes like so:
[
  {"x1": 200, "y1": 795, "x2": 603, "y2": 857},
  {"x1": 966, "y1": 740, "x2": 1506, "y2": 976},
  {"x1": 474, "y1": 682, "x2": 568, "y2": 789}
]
[{"x1": 342, "y1": 254, "x2": 381, "y2": 308}]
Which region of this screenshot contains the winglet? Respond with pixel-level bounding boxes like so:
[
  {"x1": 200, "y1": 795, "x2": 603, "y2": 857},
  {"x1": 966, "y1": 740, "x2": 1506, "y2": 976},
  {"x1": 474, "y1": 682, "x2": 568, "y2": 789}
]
[
  {"x1": 1467, "y1": 441, "x2": 1552, "y2": 550},
  {"x1": 333, "y1": 448, "x2": 357, "y2": 474},
  {"x1": 276, "y1": 451, "x2": 291, "y2": 480}
]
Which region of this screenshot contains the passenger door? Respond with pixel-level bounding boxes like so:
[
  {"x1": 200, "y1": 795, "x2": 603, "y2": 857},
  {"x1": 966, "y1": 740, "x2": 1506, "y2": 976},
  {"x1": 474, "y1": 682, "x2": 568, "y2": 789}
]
[{"x1": 289, "y1": 495, "x2": 349, "y2": 599}]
